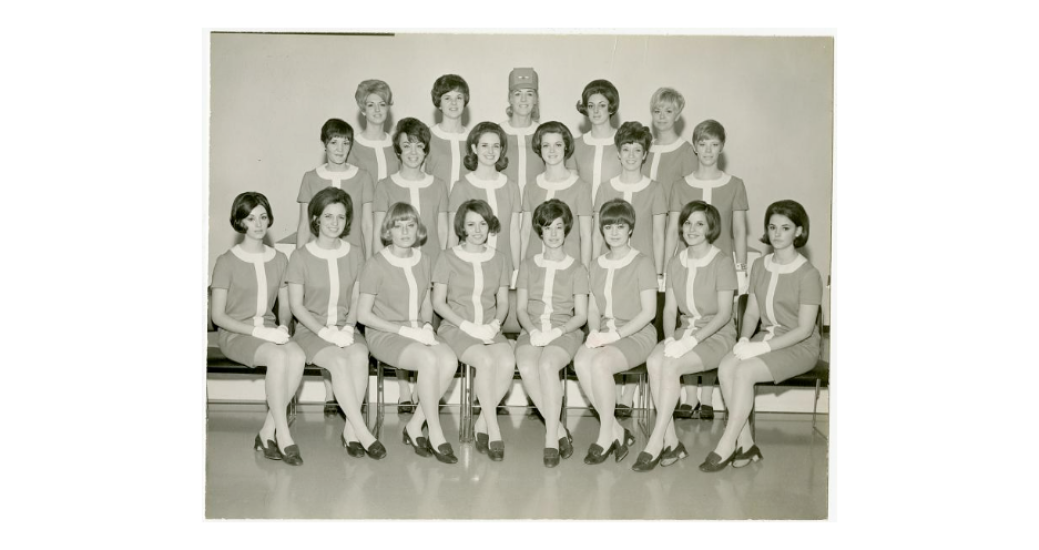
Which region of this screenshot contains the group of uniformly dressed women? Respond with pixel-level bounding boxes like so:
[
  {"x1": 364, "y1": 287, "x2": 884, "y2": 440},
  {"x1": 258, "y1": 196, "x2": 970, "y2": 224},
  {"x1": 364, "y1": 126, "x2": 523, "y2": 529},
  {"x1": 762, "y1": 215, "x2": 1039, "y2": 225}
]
[{"x1": 210, "y1": 69, "x2": 824, "y2": 472}]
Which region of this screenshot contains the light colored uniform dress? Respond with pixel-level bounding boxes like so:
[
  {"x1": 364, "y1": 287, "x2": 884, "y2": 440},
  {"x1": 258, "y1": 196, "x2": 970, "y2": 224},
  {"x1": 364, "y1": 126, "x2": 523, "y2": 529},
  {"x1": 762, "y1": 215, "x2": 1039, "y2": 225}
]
[
  {"x1": 432, "y1": 246, "x2": 511, "y2": 356},
  {"x1": 373, "y1": 173, "x2": 450, "y2": 263},
  {"x1": 642, "y1": 138, "x2": 697, "y2": 200},
  {"x1": 516, "y1": 253, "x2": 590, "y2": 358},
  {"x1": 211, "y1": 245, "x2": 290, "y2": 367},
  {"x1": 359, "y1": 248, "x2": 442, "y2": 365},
  {"x1": 589, "y1": 249, "x2": 659, "y2": 367},
  {"x1": 286, "y1": 241, "x2": 368, "y2": 363},
  {"x1": 501, "y1": 121, "x2": 542, "y2": 198},
  {"x1": 521, "y1": 173, "x2": 593, "y2": 260},
  {"x1": 348, "y1": 133, "x2": 400, "y2": 185},
  {"x1": 566, "y1": 131, "x2": 622, "y2": 199},
  {"x1": 747, "y1": 254, "x2": 823, "y2": 383},
  {"x1": 297, "y1": 163, "x2": 375, "y2": 256},
  {"x1": 666, "y1": 246, "x2": 738, "y2": 369},
  {"x1": 425, "y1": 124, "x2": 469, "y2": 193},
  {"x1": 449, "y1": 173, "x2": 522, "y2": 271},
  {"x1": 668, "y1": 172, "x2": 748, "y2": 258},
  {"x1": 593, "y1": 175, "x2": 668, "y2": 260}
]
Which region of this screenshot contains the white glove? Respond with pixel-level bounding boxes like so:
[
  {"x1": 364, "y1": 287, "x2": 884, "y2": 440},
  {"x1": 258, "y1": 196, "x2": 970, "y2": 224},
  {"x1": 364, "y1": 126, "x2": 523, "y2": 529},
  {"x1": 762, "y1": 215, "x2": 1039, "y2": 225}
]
[
  {"x1": 488, "y1": 319, "x2": 502, "y2": 336},
  {"x1": 461, "y1": 320, "x2": 495, "y2": 342},
  {"x1": 542, "y1": 327, "x2": 563, "y2": 346},
  {"x1": 399, "y1": 325, "x2": 434, "y2": 346},
  {"x1": 253, "y1": 326, "x2": 290, "y2": 344},
  {"x1": 586, "y1": 329, "x2": 620, "y2": 348},
  {"x1": 332, "y1": 326, "x2": 355, "y2": 347},
  {"x1": 658, "y1": 274, "x2": 666, "y2": 293},
  {"x1": 664, "y1": 335, "x2": 698, "y2": 358},
  {"x1": 737, "y1": 271, "x2": 749, "y2": 295},
  {"x1": 318, "y1": 326, "x2": 339, "y2": 344},
  {"x1": 734, "y1": 339, "x2": 770, "y2": 360},
  {"x1": 584, "y1": 330, "x2": 601, "y2": 348},
  {"x1": 421, "y1": 323, "x2": 439, "y2": 346}
]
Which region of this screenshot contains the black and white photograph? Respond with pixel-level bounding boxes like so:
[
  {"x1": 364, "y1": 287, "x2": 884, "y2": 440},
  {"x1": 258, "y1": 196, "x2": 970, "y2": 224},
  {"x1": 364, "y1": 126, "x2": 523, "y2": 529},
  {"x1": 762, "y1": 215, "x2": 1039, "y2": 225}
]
[{"x1": 205, "y1": 31, "x2": 833, "y2": 520}]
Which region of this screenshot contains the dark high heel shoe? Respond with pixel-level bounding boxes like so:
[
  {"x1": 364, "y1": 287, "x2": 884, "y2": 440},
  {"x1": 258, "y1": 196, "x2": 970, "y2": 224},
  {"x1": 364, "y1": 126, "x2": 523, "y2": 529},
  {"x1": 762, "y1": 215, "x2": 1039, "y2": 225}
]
[
  {"x1": 543, "y1": 448, "x2": 560, "y2": 468},
  {"x1": 402, "y1": 425, "x2": 430, "y2": 458},
  {"x1": 615, "y1": 404, "x2": 633, "y2": 418},
  {"x1": 559, "y1": 427, "x2": 574, "y2": 460},
  {"x1": 475, "y1": 432, "x2": 489, "y2": 454},
  {"x1": 584, "y1": 441, "x2": 617, "y2": 465},
  {"x1": 342, "y1": 435, "x2": 366, "y2": 458},
  {"x1": 674, "y1": 403, "x2": 694, "y2": 419},
  {"x1": 254, "y1": 435, "x2": 283, "y2": 461},
  {"x1": 487, "y1": 440, "x2": 505, "y2": 462},
  {"x1": 699, "y1": 447, "x2": 737, "y2": 472},
  {"x1": 280, "y1": 444, "x2": 303, "y2": 466},
  {"x1": 324, "y1": 400, "x2": 341, "y2": 417},
  {"x1": 699, "y1": 404, "x2": 714, "y2": 420},
  {"x1": 426, "y1": 440, "x2": 458, "y2": 464},
  {"x1": 631, "y1": 448, "x2": 664, "y2": 472},
  {"x1": 397, "y1": 399, "x2": 415, "y2": 415},
  {"x1": 615, "y1": 428, "x2": 636, "y2": 462},
  {"x1": 732, "y1": 444, "x2": 763, "y2": 468},
  {"x1": 365, "y1": 440, "x2": 387, "y2": 460},
  {"x1": 660, "y1": 442, "x2": 687, "y2": 467}
]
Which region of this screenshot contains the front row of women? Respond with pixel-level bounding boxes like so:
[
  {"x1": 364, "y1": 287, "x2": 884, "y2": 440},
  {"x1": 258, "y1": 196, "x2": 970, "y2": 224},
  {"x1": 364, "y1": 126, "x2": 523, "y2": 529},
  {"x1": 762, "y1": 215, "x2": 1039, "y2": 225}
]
[{"x1": 212, "y1": 188, "x2": 822, "y2": 473}]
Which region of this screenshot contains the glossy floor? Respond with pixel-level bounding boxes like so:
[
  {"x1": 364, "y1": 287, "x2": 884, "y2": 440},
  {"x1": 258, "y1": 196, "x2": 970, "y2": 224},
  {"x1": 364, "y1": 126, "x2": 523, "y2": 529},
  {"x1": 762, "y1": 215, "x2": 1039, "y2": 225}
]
[{"x1": 206, "y1": 405, "x2": 828, "y2": 520}]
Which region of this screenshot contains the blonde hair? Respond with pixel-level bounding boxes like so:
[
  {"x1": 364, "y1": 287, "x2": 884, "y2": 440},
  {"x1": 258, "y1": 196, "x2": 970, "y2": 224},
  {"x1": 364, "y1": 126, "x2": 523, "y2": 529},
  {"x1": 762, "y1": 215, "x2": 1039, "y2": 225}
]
[{"x1": 379, "y1": 202, "x2": 427, "y2": 248}]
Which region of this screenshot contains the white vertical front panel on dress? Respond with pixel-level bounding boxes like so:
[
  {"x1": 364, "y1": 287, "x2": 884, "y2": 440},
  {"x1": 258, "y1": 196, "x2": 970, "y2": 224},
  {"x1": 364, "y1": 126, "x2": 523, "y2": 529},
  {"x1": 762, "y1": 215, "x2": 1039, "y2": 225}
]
[
  {"x1": 762, "y1": 253, "x2": 806, "y2": 341},
  {"x1": 596, "y1": 248, "x2": 638, "y2": 334},
  {"x1": 683, "y1": 172, "x2": 730, "y2": 205},
  {"x1": 608, "y1": 175, "x2": 651, "y2": 204},
  {"x1": 433, "y1": 124, "x2": 467, "y2": 192},
  {"x1": 231, "y1": 245, "x2": 277, "y2": 327},
  {"x1": 307, "y1": 241, "x2": 352, "y2": 327},
  {"x1": 356, "y1": 134, "x2": 392, "y2": 179},
  {"x1": 454, "y1": 246, "x2": 494, "y2": 326},
  {"x1": 316, "y1": 164, "x2": 359, "y2": 190},
  {"x1": 583, "y1": 133, "x2": 616, "y2": 199},
  {"x1": 391, "y1": 173, "x2": 434, "y2": 216},
  {"x1": 502, "y1": 121, "x2": 536, "y2": 196},
  {"x1": 534, "y1": 254, "x2": 575, "y2": 333},
  {"x1": 678, "y1": 246, "x2": 720, "y2": 339},
  {"x1": 536, "y1": 172, "x2": 578, "y2": 202},
  {"x1": 465, "y1": 173, "x2": 506, "y2": 251},
  {"x1": 648, "y1": 139, "x2": 686, "y2": 181},
  {"x1": 381, "y1": 247, "x2": 423, "y2": 328}
]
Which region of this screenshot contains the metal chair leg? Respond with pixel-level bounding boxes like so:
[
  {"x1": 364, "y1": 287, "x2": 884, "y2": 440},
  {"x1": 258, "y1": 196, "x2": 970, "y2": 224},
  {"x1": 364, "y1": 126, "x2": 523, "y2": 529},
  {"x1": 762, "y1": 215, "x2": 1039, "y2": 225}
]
[
  {"x1": 812, "y1": 378, "x2": 827, "y2": 439},
  {"x1": 374, "y1": 360, "x2": 384, "y2": 439},
  {"x1": 459, "y1": 362, "x2": 474, "y2": 444}
]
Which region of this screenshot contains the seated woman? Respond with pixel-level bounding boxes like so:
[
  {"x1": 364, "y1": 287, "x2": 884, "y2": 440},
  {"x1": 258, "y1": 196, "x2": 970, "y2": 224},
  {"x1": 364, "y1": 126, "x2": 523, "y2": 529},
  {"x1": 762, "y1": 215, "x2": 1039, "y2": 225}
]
[
  {"x1": 515, "y1": 199, "x2": 589, "y2": 468},
  {"x1": 357, "y1": 202, "x2": 460, "y2": 464},
  {"x1": 574, "y1": 199, "x2": 658, "y2": 465},
  {"x1": 287, "y1": 187, "x2": 385, "y2": 460},
  {"x1": 210, "y1": 192, "x2": 307, "y2": 465},
  {"x1": 700, "y1": 200, "x2": 823, "y2": 472},
  {"x1": 432, "y1": 199, "x2": 514, "y2": 461},
  {"x1": 634, "y1": 201, "x2": 737, "y2": 471}
]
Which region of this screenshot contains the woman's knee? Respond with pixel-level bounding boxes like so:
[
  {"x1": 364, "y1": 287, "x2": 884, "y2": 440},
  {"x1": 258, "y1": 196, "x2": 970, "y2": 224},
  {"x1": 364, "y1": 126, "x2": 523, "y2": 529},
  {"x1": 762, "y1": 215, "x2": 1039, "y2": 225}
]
[{"x1": 646, "y1": 347, "x2": 664, "y2": 375}]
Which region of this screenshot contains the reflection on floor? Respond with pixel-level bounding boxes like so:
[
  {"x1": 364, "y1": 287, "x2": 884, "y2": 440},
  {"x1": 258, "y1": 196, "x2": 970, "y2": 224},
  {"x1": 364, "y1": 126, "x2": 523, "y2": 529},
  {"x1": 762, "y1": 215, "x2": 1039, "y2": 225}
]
[{"x1": 206, "y1": 405, "x2": 828, "y2": 520}]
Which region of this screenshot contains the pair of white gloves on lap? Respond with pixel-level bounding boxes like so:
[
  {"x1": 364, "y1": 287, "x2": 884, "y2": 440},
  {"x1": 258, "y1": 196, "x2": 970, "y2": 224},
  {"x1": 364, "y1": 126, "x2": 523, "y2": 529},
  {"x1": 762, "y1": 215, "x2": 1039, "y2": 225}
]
[
  {"x1": 663, "y1": 335, "x2": 698, "y2": 358},
  {"x1": 529, "y1": 327, "x2": 563, "y2": 347},
  {"x1": 318, "y1": 325, "x2": 355, "y2": 347},
  {"x1": 252, "y1": 325, "x2": 291, "y2": 345},
  {"x1": 585, "y1": 329, "x2": 620, "y2": 348},
  {"x1": 460, "y1": 319, "x2": 501, "y2": 344},
  {"x1": 733, "y1": 337, "x2": 771, "y2": 360},
  {"x1": 398, "y1": 323, "x2": 439, "y2": 346}
]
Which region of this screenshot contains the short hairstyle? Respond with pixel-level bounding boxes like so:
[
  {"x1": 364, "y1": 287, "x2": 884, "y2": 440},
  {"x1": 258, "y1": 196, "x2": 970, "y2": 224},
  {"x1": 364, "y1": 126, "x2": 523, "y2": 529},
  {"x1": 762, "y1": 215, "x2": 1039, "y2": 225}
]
[
  {"x1": 505, "y1": 90, "x2": 540, "y2": 122},
  {"x1": 650, "y1": 87, "x2": 685, "y2": 112},
  {"x1": 230, "y1": 191, "x2": 273, "y2": 234},
  {"x1": 392, "y1": 117, "x2": 431, "y2": 158},
  {"x1": 761, "y1": 200, "x2": 810, "y2": 248},
  {"x1": 380, "y1": 202, "x2": 428, "y2": 248},
  {"x1": 692, "y1": 119, "x2": 726, "y2": 145},
  {"x1": 320, "y1": 118, "x2": 354, "y2": 145},
  {"x1": 677, "y1": 200, "x2": 722, "y2": 245},
  {"x1": 576, "y1": 79, "x2": 620, "y2": 116},
  {"x1": 355, "y1": 79, "x2": 393, "y2": 109},
  {"x1": 308, "y1": 187, "x2": 353, "y2": 238},
  {"x1": 453, "y1": 199, "x2": 501, "y2": 242},
  {"x1": 532, "y1": 198, "x2": 574, "y2": 239},
  {"x1": 431, "y1": 74, "x2": 470, "y2": 108},
  {"x1": 598, "y1": 198, "x2": 636, "y2": 235},
  {"x1": 614, "y1": 121, "x2": 652, "y2": 155},
  {"x1": 532, "y1": 121, "x2": 575, "y2": 162},
  {"x1": 463, "y1": 121, "x2": 509, "y2": 172}
]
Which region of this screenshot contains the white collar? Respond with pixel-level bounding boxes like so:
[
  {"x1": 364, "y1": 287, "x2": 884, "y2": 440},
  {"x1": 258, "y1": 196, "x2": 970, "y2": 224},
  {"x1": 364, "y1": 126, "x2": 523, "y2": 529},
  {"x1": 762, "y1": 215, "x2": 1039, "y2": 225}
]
[
  {"x1": 534, "y1": 253, "x2": 574, "y2": 269},
  {"x1": 465, "y1": 172, "x2": 507, "y2": 190},
  {"x1": 431, "y1": 124, "x2": 468, "y2": 142},
  {"x1": 764, "y1": 253, "x2": 807, "y2": 274},
  {"x1": 609, "y1": 175, "x2": 651, "y2": 194},
  {"x1": 500, "y1": 121, "x2": 537, "y2": 136},
  {"x1": 380, "y1": 247, "x2": 422, "y2": 268},
  {"x1": 317, "y1": 163, "x2": 359, "y2": 180},
  {"x1": 354, "y1": 133, "x2": 392, "y2": 148},
  {"x1": 596, "y1": 247, "x2": 639, "y2": 269},
  {"x1": 582, "y1": 131, "x2": 616, "y2": 146},
  {"x1": 650, "y1": 138, "x2": 688, "y2": 154},
  {"x1": 683, "y1": 172, "x2": 731, "y2": 189},
  {"x1": 390, "y1": 173, "x2": 434, "y2": 189},
  {"x1": 231, "y1": 244, "x2": 276, "y2": 263},
  {"x1": 536, "y1": 172, "x2": 578, "y2": 191},
  {"x1": 305, "y1": 240, "x2": 351, "y2": 260},
  {"x1": 679, "y1": 245, "x2": 720, "y2": 268},
  {"x1": 452, "y1": 245, "x2": 495, "y2": 263}
]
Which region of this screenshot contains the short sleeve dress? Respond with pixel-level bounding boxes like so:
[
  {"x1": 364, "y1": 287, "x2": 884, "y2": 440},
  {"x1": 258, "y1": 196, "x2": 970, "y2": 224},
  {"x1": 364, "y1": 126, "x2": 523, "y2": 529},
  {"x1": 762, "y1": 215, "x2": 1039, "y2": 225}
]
[
  {"x1": 515, "y1": 253, "x2": 590, "y2": 358},
  {"x1": 449, "y1": 173, "x2": 522, "y2": 271},
  {"x1": 297, "y1": 163, "x2": 375, "y2": 256},
  {"x1": 747, "y1": 254, "x2": 823, "y2": 383},
  {"x1": 348, "y1": 133, "x2": 400, "y2": 183},
  {"x1": 358, "y1": 248, "x2": 442, "y2": 365},
  {"x1": 593, "y1": 175, "x2": 668, "y2": 262},
  {"x1": 500, "y1": 121, "x2": 542, "y2": 197},
  {"x1": 668, "y1": 172, "x2": 749, "y2": 258},
  {"x1": 425, "y1": 124, "x2": 469, "y2": 193},
  {"x1": 373, "y1": 173, "x2": 450, "y2": 263},
  {"x1": 521, "y1": 173, "x2": 593, "y2": 260},
  {"x1": 567, "y1": 131, "x2": 622, "y2": 199},
  {"x1": 642, "y1": 138, "x2": 697, "y2": 200},
  {"x1": 210, "y1": 245, "x2": 290, "y2": 367},
  {"x1": 432, "y1": 245, "x2": 511, "y2": 356},
  {"x1": 665, "y1": 246, "x2": 738, "y2": 369},
  {"x1": 588, "y1": 249, "x2": 659, "y2": 368}
]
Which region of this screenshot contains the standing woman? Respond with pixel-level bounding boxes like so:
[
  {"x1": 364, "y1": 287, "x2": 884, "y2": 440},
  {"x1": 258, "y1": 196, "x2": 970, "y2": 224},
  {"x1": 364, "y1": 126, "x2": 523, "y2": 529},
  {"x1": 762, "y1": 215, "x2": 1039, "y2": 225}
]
[
  {"x1": 643, "y1": 87, "x2": 697, "y2": 200},
  {"x1": 515, "y1": 199, "x2": 589, "y2": 468},
  {"x1": 700, "y1": 200, "x2": 822, "y2": 472},
  {"x1": 287, "y1": 187, "x2": 386, "y2": 459},
  {"x1": 426, "y1": 74, "x2": 471, "y2": 192},
  {"x1": 432, "y1": 200, "x2": 514, "y2": 461},
  {"x1": 567, "y1": 79, "x2": 623, "y2": 199},
  {"x1": 519, "y1": 121, "x2": 593, "y2": 267},
  {"x1": 574, "y1": 199, "x2": 658, "y2": 465},
  {"x1": 211, "y1": 192, "x2": 307, "y2": 465},
  {"x1": 635, "y1": 201, "x2": 737, "y2": 471},
  {"x1": 500, "y1": 68, "x2": 542, "y2": 198},
  {"x1": 349, "y1": 79, "x2": 401, "y2": 191},
  {"x1": 357, "y1": 203, "x2": 461, "y2": 464}
]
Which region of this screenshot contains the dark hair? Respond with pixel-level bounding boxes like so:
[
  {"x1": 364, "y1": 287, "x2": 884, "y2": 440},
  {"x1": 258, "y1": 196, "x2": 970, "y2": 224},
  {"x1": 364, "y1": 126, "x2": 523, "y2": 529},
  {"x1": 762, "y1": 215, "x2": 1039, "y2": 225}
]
[
  {"x1": 355, "y1": 79, "x2": 393, "y2": 108},
  {"x1": 532, "y1": 199, "x2": 574, "y2": 239},
  {"x1": 692, "y1": 119, "x2": 726, "y2": 145},
  {"x1": 321, "y1": 118, "x2": 354, "y2": 145},
  {"x1": 453, "y1": 199, "x2": 501, "y2": 242},
  {"x1": 308, "y1": 187, "x2": 353, "y2": 238},
  {"x1": 230, "y1": 192, "x2": 273, "y2": 234},
  {"x1": 598, "y1": 198, "x2": 636, "y2": 235},
  {"x1": 532, "y1": 121, "x2": 575, "y2": 162},
  {"x1": 761, "y1": 200, "x2": 810, "y2": 248},
  {"x1": 463, "y1": 122, "x2": 509, "y2": 172},
  {"x1": 431, "y1": 74, "x2": 470, "y2": 108},
  {"x1": 380, "y1": 202, "x2": 428, "y2": 248},
  {"x1": 576, "y1": 79, "x2": 619, "y2": 116},
  {"x1": 392, "y1": 117, "x2": 431, "y2": 158},
  {"x1": 677, "y1": 200, "x2": 721, "y2": 245},
  {"x1": 614, "y1": 121, "x2": 652, "y2": 157}
]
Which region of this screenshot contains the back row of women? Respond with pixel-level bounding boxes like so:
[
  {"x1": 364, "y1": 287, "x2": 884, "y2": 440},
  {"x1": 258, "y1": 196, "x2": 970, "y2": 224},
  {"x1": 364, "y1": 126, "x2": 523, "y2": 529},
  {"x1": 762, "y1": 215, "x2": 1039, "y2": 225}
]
[{"x1": 210, "y1": 69, "x2": 824, "y2": 473}]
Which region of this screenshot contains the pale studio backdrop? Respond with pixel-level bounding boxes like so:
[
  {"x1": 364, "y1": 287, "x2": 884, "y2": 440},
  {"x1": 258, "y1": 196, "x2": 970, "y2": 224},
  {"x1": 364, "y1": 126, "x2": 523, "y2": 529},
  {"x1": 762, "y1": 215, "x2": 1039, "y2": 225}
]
[{"x1": 209, "y1": 32, "x2": 833, "y2": 316}]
